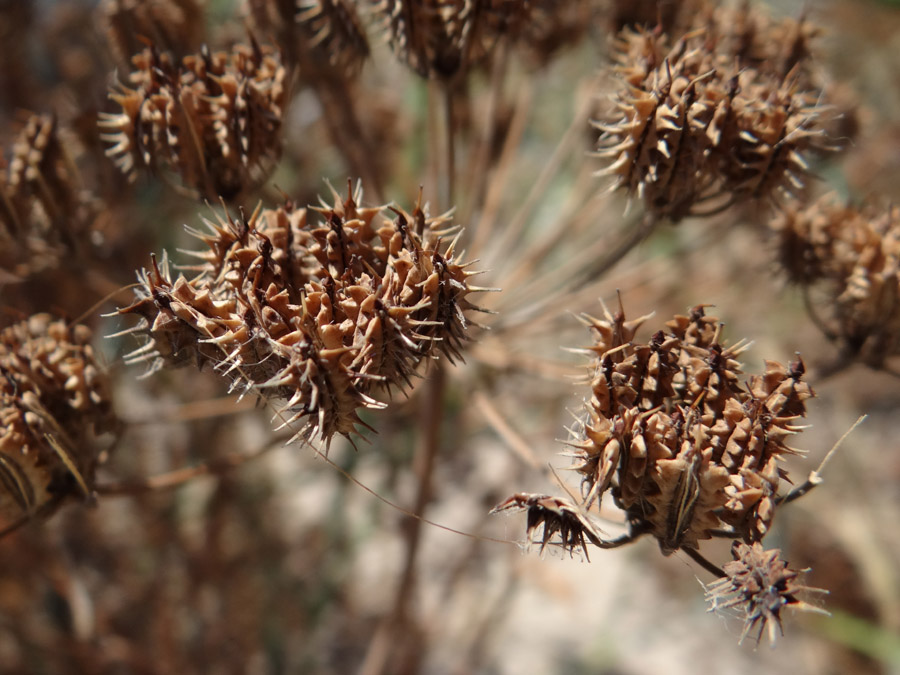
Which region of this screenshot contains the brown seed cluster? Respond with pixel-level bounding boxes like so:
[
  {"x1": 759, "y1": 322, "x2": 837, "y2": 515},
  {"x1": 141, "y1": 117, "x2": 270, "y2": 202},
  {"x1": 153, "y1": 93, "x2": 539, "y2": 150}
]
[
  {"x1": 0, "y1": 315, "x2": 116, "y2": 531},
  {"x1": 99, "y1": 41, "x2": 287, "y2": 201},
  {"x1": 1, "y1": 114, "x2": 96, "y2": 278},
  {"x1": 374, "y1": 0, "x2": 531, "y2": 80},
  {"x1": 572, "y1": 303, "x2": 813, "y2": 553},
  {"x1": 772, "y1": 195, "x2": 900, "y2": 369},
  {"x1": 595, "y1": 5, "x2": 834, "y2": 221},
  {"x1": 494, "y1": 302, "x2": 814, "y2": 562},
  {"x1": 705, "y1": 542, "x2": 827, "y2": 644},
  {"x1": 116, "y1": 184, "x2": 481, "y2": 444}
]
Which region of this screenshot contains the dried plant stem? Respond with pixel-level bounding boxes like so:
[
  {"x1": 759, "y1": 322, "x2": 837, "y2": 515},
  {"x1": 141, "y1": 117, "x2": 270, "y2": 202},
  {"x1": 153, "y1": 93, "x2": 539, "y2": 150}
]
[
  {"x1": 485, "y1": 76, "x2": 598, "y2": 264},
  {"x1": 460, "y1": 39, "x2": 510, "y2": 231},
  {"x1": 95, "y1": 433, "x2": 287, "y2": 495},
  {"x1": 360, "y1": 364, "x2": 447, "y2": 675},
  {"x1": 494, "y1": 210, "x2": 657, "y2": 330},
  {"x1": 470, "y1": 390, "x2": 541, "y2": 469},
  {"x1": 121, "y1": 395, "x2": 259, "y2": 425}
]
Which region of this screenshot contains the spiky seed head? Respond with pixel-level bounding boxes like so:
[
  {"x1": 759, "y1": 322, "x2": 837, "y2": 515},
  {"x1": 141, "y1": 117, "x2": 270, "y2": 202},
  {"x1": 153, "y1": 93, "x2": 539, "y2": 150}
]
[
  {"x1": 706, "y1": 542, "x2": 828, "y2": 644},
  {"x1": 0, "y1": 315, "x2": 116, "y2": 530},
  {"x1": 570, "y1": 303, "x2": 812, "y2": 552},
  {"x1": 595, "y1": 6, "x2": 837, "y2": 221},
  {"x1": 115, "y1": 183, "x2": 483, "y2": 446},
  {"x1": 99, "y1": 42, "x2": 287, "y2": 201}
]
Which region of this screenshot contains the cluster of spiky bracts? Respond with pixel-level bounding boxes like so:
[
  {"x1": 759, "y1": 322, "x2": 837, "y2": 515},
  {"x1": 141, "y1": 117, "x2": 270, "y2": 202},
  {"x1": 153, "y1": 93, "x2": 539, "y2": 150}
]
[
  {"x1": 705, "y1": 542, "x2": 828, "y2": 644},
  {"x1": 99, "y1": 41, "x2": 287, "y2": 201},
  {"x1": 494, "y1": 302, "x2": 820, "y2": 640},
  {"x1": 595, "y1": 4, "x2": 835, "y2": 221},
  {"x1": 0, "y1": 114, "x2": 97, "y2": 279},
  {"x1": 116, "y1": 184, "x2": 481, "y2": 444},
  {"x1": 0, "y1": 315, "x2": 116, "y2": 531},
  {"x1": 772, "y1": 195, "x2": 900, "y2": 369}
]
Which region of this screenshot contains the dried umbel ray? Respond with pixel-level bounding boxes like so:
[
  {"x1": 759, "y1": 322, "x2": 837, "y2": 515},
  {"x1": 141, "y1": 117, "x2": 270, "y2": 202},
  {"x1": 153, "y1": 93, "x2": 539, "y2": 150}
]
[
  {"x1": 706, "y1": 542, "x2": 828, "y2": 645},
  {"x1": 114, "y1": 183, "x2": 485, "y2": 445},
  {"x1": 101, "y1": 0, "x2": 206, "y2": 63},
  {"x1": 1, "y1": 114, "x2": 97, "y2": 278},
  {"x1": 0, "y1": 315, "x2": 116, "y2": 534},
  {"x1": 595, "y1": 5, "x2": 835, "y2": 222},
  {"x1": 495, "y1": 302, "x2": 814, "y2": 556},
  {"x1": 99, "y1": 41, "x2": 287, "y2": 202},
  {"x1": 772, "y1": 195, "x2": 900, "y2": 370}
]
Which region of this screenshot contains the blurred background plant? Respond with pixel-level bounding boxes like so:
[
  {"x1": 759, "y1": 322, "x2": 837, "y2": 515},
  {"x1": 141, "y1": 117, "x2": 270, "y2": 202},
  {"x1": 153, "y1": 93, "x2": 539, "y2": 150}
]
[{"x1": 1, "y1": 1, "x2": 900, "y2": 674}]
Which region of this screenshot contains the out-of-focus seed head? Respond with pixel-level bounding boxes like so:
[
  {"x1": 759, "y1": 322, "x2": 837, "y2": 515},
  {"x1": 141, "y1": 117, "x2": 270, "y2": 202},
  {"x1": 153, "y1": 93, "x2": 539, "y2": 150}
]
[
  {"x1": 374, "y1": 0, "x2": 534, "y2": 79},
  {"x1": 1, "y1": 114, "x2": 98, "y2": 279},
  {"x1": 706, "y1": 542, "x2": 828, "y2": 644},
  {"x1": 99, "y1": 42, "x2": 287, "y2": 202},
  {"x1": 115, "y1": 182, "x2": 483, "y2": 446},
  {"x1": 772, "y1": 195, "x2": 900, "y2": 368},
  {"x1": 0, "y1": 315, "x2": 116, "y2": 531},
  {"x1": 100, "y1": 0, "x2": 206, "y2": 63}
]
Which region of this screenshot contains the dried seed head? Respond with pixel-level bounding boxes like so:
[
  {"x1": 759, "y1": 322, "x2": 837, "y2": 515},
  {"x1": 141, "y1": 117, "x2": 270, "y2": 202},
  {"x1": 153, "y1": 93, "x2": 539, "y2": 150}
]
[
  {"x1": 99, "y1": 42, "x2": 287, "y2": 201},
  {"x1": 1, "y1": 114, "x2": 98, "y2": 279},
  {"x1": 297, "y1": 0, "x2": 371, "y2": 78},
  {"x1": 595, "y1": 7, "x2": 836, "y2": 221},
  {"x1": 245, "y1": 0, "x2": 370, "y2": 78},
  {"x1": 571, "y1": 302, "x2": 812, "y2": 553},
  {"x1": 0, "y1": 315, "x2": 116, "y2": 530},
  {"x1": 706, "y1": 542, "x2": 827, "y2": 644},
  {"x1": 101, "y1": 0, "x2": 206, "y2": 63},
  {"x1": 772, "y1": 195, "x2": 900, "y2": 368},
  {"x1": 374, "y1": 0, "x2": 529, "y2": 79},
  {"x1": 115, "y1": 183, "x2": 482, "y2": 445}
]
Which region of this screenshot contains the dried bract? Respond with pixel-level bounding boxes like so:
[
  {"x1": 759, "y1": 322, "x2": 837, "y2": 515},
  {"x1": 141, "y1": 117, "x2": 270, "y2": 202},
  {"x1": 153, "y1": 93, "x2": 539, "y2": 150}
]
[
  {"x1": 706, "y1": 542, "x2": 827, "y2": 644},
  {"x1": 115, "y1": 183, "x2": 483, "y2": 445},
  {"x1": 99, "y1": 42, "x2": 287, "y2": 201},
  {"x1": 0, "y1": 315, "x2": 116, "y2": 531}
]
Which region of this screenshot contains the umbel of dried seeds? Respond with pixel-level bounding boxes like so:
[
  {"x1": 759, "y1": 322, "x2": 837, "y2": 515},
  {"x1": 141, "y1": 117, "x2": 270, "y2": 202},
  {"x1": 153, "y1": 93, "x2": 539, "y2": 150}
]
[
  {"x1": 495, "y1": 302, "x2": 814, "y2": 555},
  {"x1": 492, "y1": 301, "x2": 822, "y2": 639},
  {"x1": 595, "y1": 4, "x2": 835, "y2": 221},
  {"x1": 115, "y1": 182, "x2": 484, "y2": 445},
  {"x1": 99, "y1": 40, "x2": 287, "y2": 201},
  {"x1": 0, "y1": 315, "x2": 116, "y2": 531},
  {"x1": 772, "y1": 194, "x2": 900, "y2": 369}
]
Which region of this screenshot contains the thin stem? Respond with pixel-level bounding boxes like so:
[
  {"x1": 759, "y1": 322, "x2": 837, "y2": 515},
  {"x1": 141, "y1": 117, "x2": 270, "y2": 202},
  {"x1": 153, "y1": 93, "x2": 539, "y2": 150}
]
[
  {"x1": 96, "y1": 433, "x2": 286, "y2": 495},
  {"x1": 683, "y1": 547, "x2": 727, "y2": 578}
]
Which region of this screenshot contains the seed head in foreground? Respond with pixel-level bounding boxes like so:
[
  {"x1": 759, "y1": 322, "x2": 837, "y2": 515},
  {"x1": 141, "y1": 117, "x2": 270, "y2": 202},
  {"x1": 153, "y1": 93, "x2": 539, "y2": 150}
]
[{"x1": 114, "y1": 182, "x2": 486, "y2": 446}]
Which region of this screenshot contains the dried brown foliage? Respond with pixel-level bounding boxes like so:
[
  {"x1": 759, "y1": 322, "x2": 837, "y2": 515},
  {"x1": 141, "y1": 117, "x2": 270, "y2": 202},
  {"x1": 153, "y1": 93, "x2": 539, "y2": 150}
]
[{"x1": 101, "y1": 0, "x2": 206, "y2": 63}]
